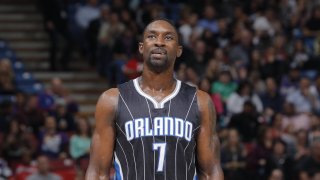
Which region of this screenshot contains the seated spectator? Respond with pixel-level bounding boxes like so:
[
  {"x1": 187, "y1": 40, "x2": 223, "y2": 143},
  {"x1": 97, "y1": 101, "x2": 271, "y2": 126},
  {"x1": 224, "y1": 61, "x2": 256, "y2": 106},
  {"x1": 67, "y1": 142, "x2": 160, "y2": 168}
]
[
  {"x1": 228, "y1": 29, "x2": 253, "y2": 67},
  {"x1": 295, "y1": 139, "x2": 320, "y2": 179},
  {"x1": 266, "y1": 139, "x2": 294, "y2": 180},
  {"x1": 286, "y1": 77, "x2": 318, "y2": 114},
  {"x1": 38, "y1": 116, "x2": 69, "y2": 159},
  {"x1": 198, "y1": 78, "x2": 224, "y2": 119},
  {"x1": 228, "y1": 100, "x2": 261, "y2": 143},
  {"x1": 227, "y1": 81, "x2": 263, "y2": 115},
  {"x1": 289, "y1": 39, "x2": 309, "y2": 69},
  {"x1": 280, "y1": 66, "x2": 301, "y2": 96},
  {"x1": 302, "y1": 5, "x2": 320, "y2": 55},
  {"x1": 260, "y1": 77, "x2": 284, "y2": 113},
  {"x1": 221, "y1": 129, "x2": 247, "y2": 180},
  {"x1": 281, "y1": 102, "x2": 311, "y2": 133},
  {"x1": 69, "y1": 117, "x2": 91, "y2": 161},
  {"x1": 2, "y1": 120, "x2": 37, "y2": 165},
  {"x1": 46, "y1": 77, "x2": 79, "y2": 115},
  {"x1": 0, "y1": 58, "x2": 16, "y2": 94},
  {"x1": 247, "y1": 126, "x2": 274, "y2": 180},
  {"x1": 52, "y1": 98, "x2": 76, "y2": 133},
  {"x1": 211, "y1": 70, "x2": 237, "y2": 102},
  {"x1": 75, "y1": 0, "x2": 100, "y2": 31},
  {"x1": 196, "y1": 5, "x2": 219, "y2": 34},
  {"x1": 26, "y1": 155, "x2": 61, "y2": 180},
  {"x1": 24, "y1": 95, "x2": 46, "y2": 135},
  {"x1": 260, "y1": 46, "x2": 288, "y2": 83},
  {"x1": 293, "y1": 130, "x2": 310, "y2": 161}
]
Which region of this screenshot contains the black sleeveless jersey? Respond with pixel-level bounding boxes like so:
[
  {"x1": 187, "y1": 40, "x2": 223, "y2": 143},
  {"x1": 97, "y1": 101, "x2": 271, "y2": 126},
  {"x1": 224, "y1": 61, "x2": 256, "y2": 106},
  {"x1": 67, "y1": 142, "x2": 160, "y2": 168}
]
[{"x1": 114, "y1": 77, "x2": 200, "y2": 180}]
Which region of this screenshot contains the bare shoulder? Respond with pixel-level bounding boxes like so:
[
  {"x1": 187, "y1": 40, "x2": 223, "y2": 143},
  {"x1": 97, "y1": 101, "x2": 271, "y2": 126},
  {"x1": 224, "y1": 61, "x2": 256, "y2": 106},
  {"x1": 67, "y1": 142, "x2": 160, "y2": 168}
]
[
  {"x1": 97, "y1": 88, "x2": 119, "y2": 106},
  {"x1": 95, "y1": 88, "x2": 119, "y2": 125},
  {"x1": 196, "y1": 89, "x2": 213, "y2": 111}
]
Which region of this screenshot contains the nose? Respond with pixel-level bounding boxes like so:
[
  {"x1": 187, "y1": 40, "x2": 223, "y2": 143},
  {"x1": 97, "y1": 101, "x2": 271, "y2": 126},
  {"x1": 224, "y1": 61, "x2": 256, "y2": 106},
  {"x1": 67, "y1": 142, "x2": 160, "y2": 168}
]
[{"x1": 155, "y1": 36, "x2": 165, "y2": 47}]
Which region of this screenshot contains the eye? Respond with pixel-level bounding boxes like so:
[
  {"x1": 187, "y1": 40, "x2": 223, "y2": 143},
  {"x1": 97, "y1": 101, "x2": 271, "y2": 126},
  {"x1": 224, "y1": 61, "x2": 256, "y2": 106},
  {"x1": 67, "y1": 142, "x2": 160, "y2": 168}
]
[
  {"x1": 147, "y1": 34, "x2": 156, "y2": 39},
  {"x1": 165, "y1": 35, "x2": 174, "y2": 40}
]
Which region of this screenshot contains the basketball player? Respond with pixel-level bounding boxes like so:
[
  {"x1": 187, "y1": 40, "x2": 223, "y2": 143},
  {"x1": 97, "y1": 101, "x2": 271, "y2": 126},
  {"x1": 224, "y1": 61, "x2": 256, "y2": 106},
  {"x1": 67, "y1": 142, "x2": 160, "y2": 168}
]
[{"x1": 85, "y1": 19, "x2": 223, "y2": 180}]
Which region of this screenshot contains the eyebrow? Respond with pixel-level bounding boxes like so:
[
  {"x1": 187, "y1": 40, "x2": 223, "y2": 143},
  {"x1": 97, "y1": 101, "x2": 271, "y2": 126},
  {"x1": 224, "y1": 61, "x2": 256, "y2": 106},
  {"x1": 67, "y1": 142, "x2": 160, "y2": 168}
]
[{"x1": 146, "y1": 30, "x2": 176, "y2": 37}]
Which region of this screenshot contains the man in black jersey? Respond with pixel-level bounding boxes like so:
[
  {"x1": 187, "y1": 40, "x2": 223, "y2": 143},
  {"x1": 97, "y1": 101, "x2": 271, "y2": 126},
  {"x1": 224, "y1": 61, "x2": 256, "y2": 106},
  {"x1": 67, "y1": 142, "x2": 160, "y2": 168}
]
[{"x1": 86, "y1": 19, "x2": 223, "y2": 180}]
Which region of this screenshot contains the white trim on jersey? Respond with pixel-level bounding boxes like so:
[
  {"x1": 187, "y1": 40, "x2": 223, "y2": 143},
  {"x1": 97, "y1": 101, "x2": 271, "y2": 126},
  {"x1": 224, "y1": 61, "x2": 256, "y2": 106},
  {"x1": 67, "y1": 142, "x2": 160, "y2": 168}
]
[
  {"x1": 133, "y1": 77, "x2": 181, "y2": 109},
  {"x1": 193, "y1": 169, "x2": 197, "y2": 180},
  {"x1": 115, "y1": 139, "x2": 128, "y2": 180},
  {"x1": 115, "y1": 153, "x2": 124, "y2": 180}
]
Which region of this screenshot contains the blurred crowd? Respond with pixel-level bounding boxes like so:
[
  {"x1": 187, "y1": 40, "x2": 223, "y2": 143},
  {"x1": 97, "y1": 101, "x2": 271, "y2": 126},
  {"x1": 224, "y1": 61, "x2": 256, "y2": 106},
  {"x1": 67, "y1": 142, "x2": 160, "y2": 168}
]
[{"x1": 1, "y1": 0, "x2": 320, "y2": 179}]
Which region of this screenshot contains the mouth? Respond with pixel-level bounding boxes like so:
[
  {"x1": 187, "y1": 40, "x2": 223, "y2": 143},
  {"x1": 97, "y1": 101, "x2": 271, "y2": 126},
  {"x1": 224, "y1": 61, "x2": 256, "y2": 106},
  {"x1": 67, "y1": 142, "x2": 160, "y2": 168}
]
[
  {"x1": 150, "y1": 48, "x2": 167, "y2": 60},
  {"x1": 151, "y1": 48, "x2": 167, "y2": 55}
]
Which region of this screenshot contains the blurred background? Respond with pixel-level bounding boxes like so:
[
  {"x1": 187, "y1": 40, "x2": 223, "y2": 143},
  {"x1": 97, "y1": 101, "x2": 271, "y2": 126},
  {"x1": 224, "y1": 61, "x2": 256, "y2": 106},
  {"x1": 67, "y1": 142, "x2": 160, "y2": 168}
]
[{"x1": 0, "y1": 0, "x2": 320, "y2": 179}]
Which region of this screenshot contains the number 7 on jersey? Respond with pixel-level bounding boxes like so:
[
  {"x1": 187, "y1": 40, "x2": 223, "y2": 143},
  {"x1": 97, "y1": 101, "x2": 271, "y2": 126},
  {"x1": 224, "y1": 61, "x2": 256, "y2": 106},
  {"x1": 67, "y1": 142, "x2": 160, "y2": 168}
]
[{"x1": 153, "y1": 143, "x2": 166, "y2": 172}]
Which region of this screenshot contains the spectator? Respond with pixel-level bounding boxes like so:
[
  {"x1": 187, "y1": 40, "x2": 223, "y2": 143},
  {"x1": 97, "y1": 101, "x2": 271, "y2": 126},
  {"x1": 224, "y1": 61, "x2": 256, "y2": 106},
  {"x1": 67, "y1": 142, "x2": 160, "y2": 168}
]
[
  {"x1": 303, "y1": 5, "x2": 320, "y2": 55},
  {"x1": 221, "y1": 128, "x2": 247, "y2": 180},
  {"x1": 24, "y1": 95, "x2": 45, "y2": 135},
  {"x1": 213, "y1": 18, "x2": 232, "y2": 49},
  {"x1": 47, "y1": 77, "x2": 79, "y2": 115},
  {"x1": 228, "y1": 100, "x2": 261, "y2": 143},
  {"x1": 52, "y1": 98, "x2": 76, "y2": 132},
  {"x1": 211, "y1": 70, "x2": 237, "y2": 102},
  {"x1": 185, "y1": 39, "x2": 210, "y2": 78},
  {"x1": 227, "y1": 81, "x2": 263, "y2": 115},
  {"x1": 179, "y1": 12, "x2": 201, "y2": 47},
  {"x1": 260, "y1": 77, "x2": 284, "y2": 113},
  {"x1": 98, "y1": 10, "x2": 125, "y2": 78},
  {"x1": 247, "y1": 126, "x2": 274, "y2": 180},
  {"x1": 281, "y1": 102, "x2": 311, "y2": 133},
  {"x1": 289, "y1": 39, "x2": 309, "y2": 69},
  {"x1": 293, "y1": 130, "x2": 310, "y2": 161},
  {"x1": 75, "y1": 0, "x2": 101, "y2": 31},
  {"x1": 229, "y1": 29, "x2": 253, "y2": 67},
  {"x1": 266, "y1": 139, "x2": 294, "y2": 180},
  {"x1": 196, "y1": 5, "x2": 219, "y2": 34},
  {"x1": 38, "y1": 116, "x2": 69, "y2": 159},
  {"x1": 295, "y1": 139, "x2": 320, "y2": 179},
  {"x1": 280, "y1": 66, "x2": 301, "y2": 96},
  {"x1": 286, "y1": 77, "x2": 319, "y2": 114},
  {"x1": 260, "y1": 46, "x2": 288, "y2": 83},
  {"x1": 38, "y1": 0, "x2": 73, "y2": 71},
  {"x1": 26, "y1": 155, "x2": 61, "y2": 180},
  {"x1": 69, "y1": 117, "x2": 91, "y2": 161},
  {"x1": 0, "y1": 59, "x2": 15, "y2": 94},
  {"x1": 2, "y1": 120, "x2": 37, "y2": 164},
  {"x1": 198, "y1": 78, "x2": 224, "y2": 117}
]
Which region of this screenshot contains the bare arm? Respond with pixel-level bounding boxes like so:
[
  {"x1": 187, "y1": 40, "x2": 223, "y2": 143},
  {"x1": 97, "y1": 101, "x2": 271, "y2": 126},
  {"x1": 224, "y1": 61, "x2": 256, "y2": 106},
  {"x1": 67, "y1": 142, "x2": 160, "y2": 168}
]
[
  {"x1": 85, "y1": 88, "x2": 119, "y2": 180},
  {"x1": 196, "y1": 90, "x2": 224, "y2": 180}
]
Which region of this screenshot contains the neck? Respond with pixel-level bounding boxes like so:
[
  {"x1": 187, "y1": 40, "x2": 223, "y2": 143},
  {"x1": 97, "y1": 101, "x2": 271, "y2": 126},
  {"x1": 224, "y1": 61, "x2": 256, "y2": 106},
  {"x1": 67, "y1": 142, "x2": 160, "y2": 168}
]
[{"x1": 140, "y1": 70, "x2": 175, "y2": 91}]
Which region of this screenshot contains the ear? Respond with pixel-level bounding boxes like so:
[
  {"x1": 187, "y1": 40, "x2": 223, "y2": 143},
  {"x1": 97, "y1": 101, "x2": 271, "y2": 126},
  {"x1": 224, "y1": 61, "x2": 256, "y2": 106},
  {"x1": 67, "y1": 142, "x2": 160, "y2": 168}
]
[
  {"x1": 177, "y1": 45, "x2": 183, "y2": 57},
  {"x1": 138, "y1": 42, "x2": 143, "y2": 54}
]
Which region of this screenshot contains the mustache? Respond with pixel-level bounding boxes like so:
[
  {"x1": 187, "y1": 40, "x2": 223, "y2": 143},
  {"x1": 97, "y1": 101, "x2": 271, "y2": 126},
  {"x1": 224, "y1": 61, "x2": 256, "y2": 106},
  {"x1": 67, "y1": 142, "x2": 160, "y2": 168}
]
[{"x1": 151, "y1": 47, "x2": 167, "y2": 54}]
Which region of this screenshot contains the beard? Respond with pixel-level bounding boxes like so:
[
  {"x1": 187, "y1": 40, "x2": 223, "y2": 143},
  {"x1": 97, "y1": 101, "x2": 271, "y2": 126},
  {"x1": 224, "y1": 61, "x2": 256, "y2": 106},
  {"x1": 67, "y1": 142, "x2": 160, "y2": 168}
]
[{"x1": 146, "y1": 49, "x2": 171, "y2": 73}]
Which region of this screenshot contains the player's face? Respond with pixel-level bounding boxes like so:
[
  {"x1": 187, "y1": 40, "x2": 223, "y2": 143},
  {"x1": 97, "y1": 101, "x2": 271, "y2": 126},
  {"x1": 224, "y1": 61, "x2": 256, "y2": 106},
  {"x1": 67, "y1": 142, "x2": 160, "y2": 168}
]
[{"x1": 139, "y1": 20, "x2": 182, "y2": 73}]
